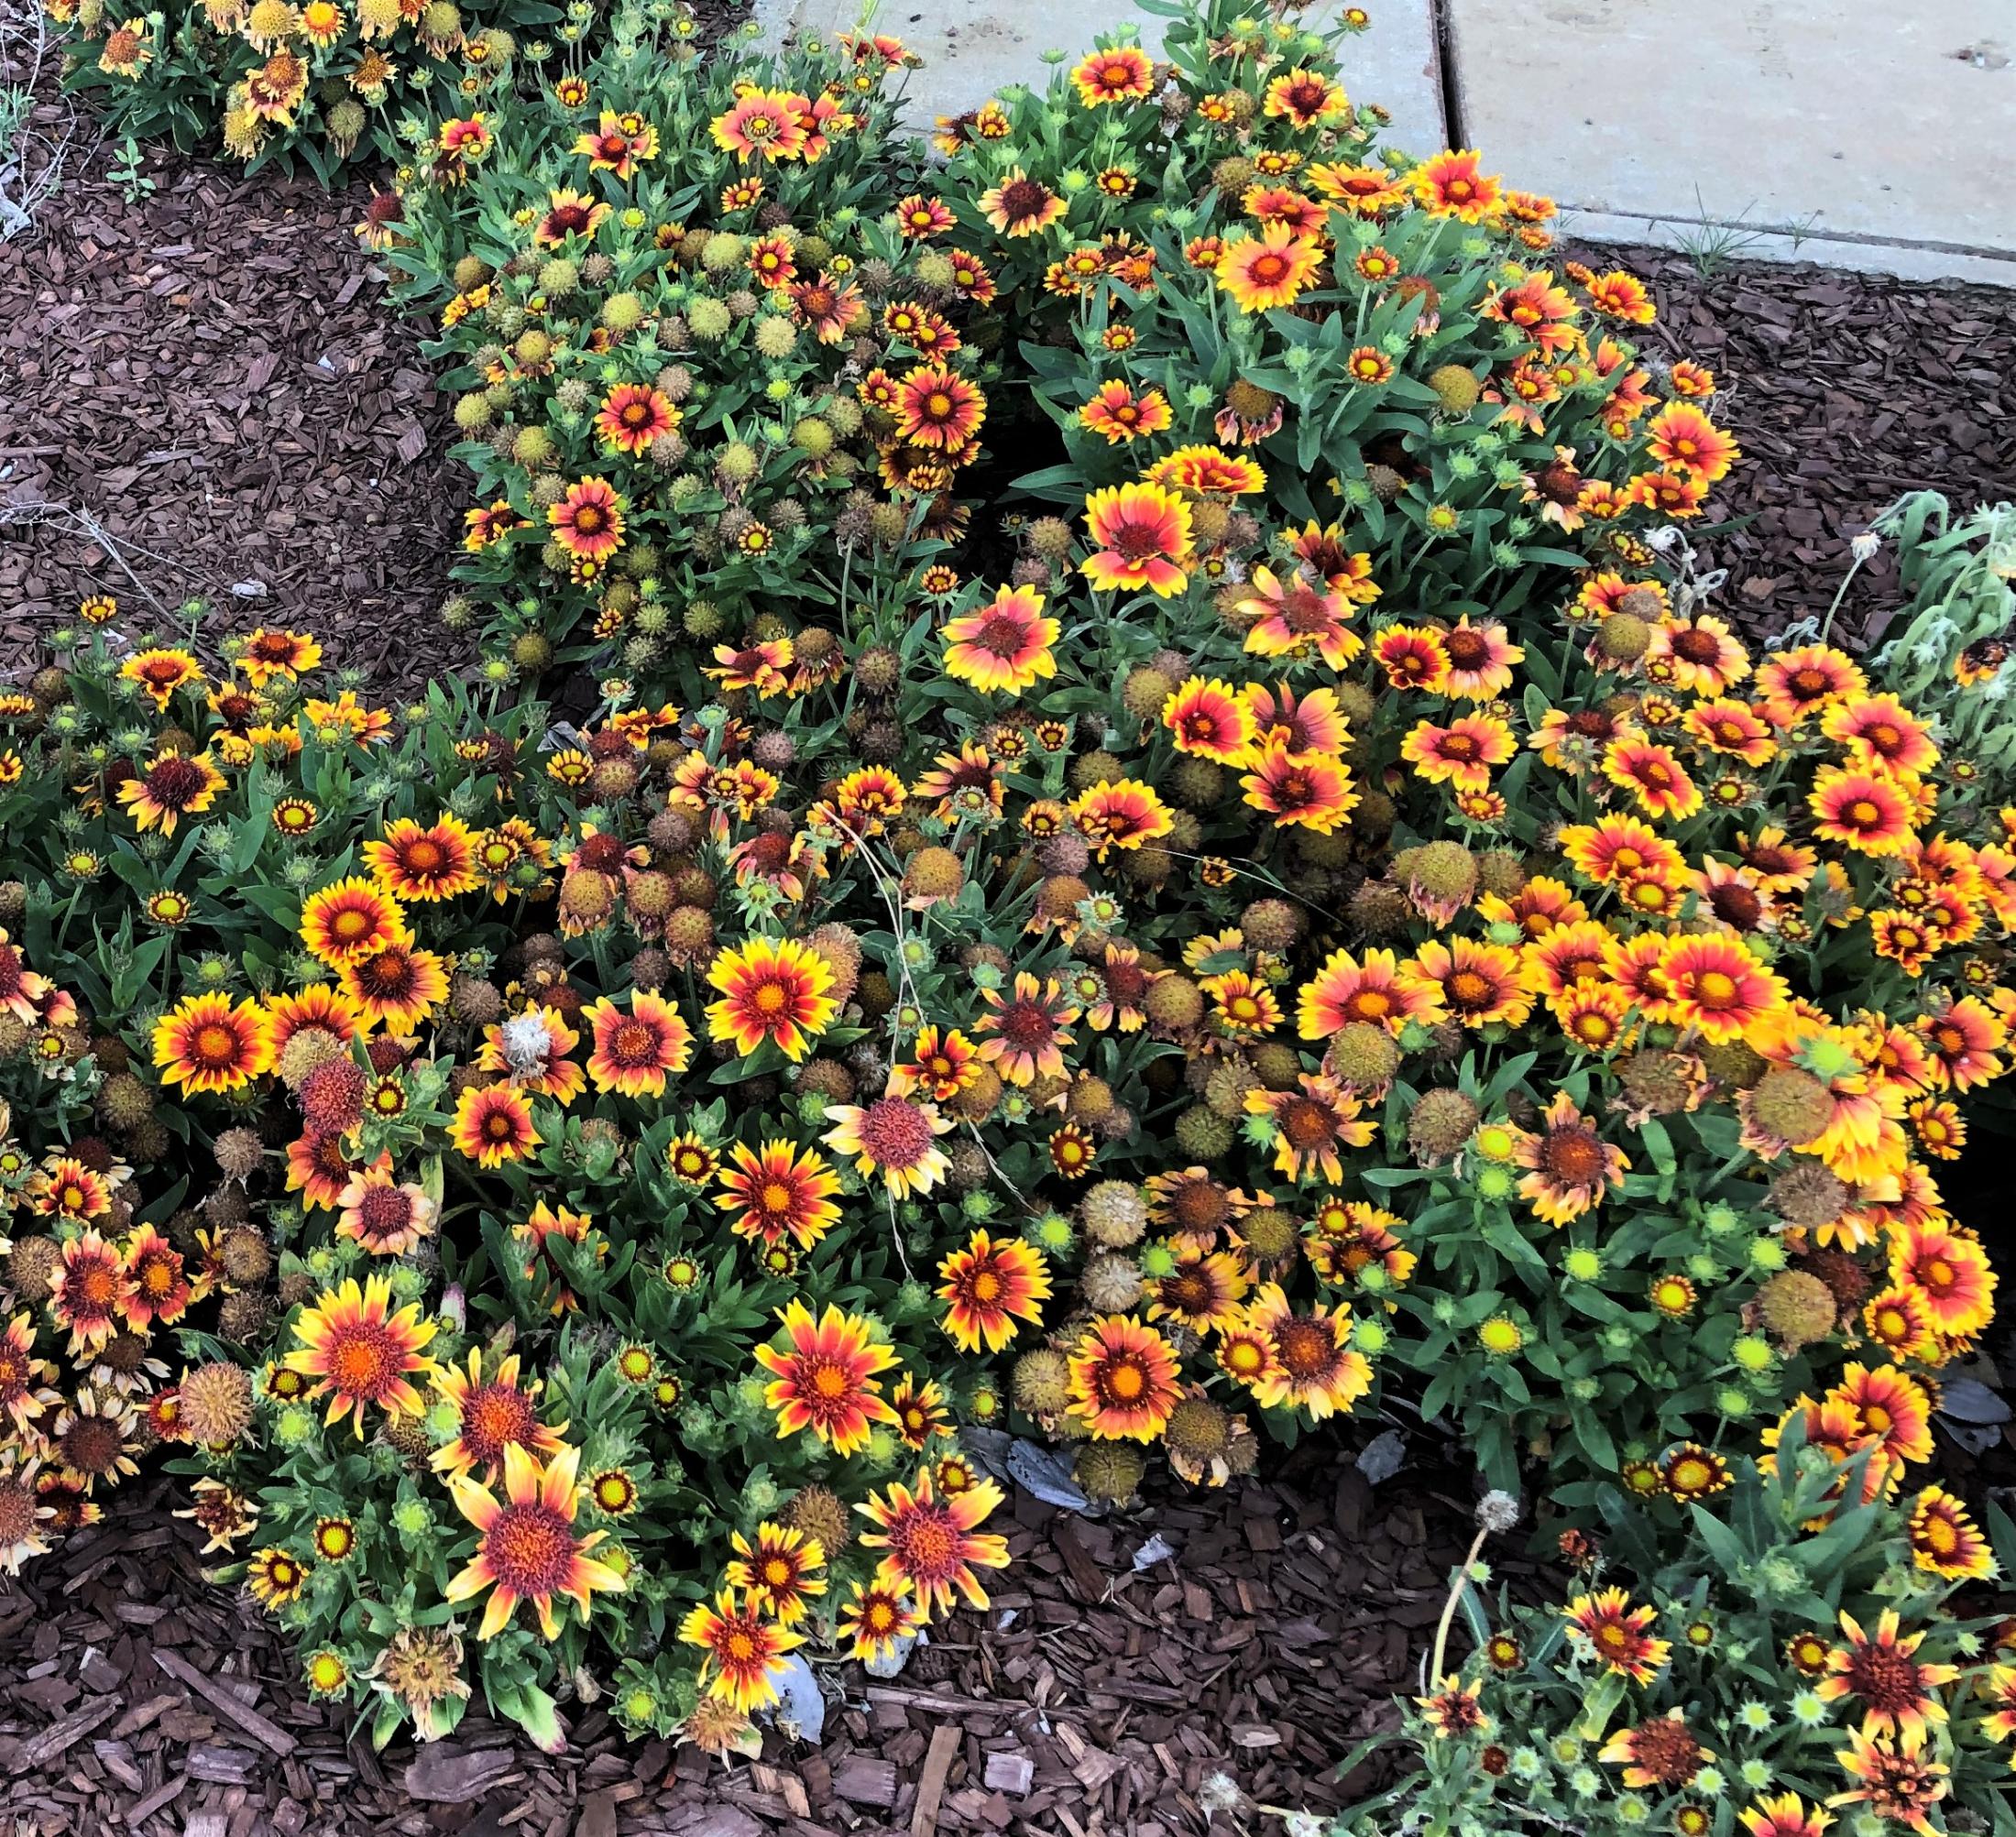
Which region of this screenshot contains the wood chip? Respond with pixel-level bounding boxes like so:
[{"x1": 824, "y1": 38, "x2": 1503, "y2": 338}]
[
  {"x1": 832, "y1": 1755, "x2": 900, "y2": 1810},
  {"x1": 981, "y1": 1752, "x2": 1034, "y2": 1798},
  {"x1": 152, "y1": 1651, "x2": 296, "y2": 1756},
  {"x1": 8, "y1": 1696, "x2": 119, "y2": 1774},
  {"x1": 909, "y1": 1724, "x2": 961, "y2": 1837}
]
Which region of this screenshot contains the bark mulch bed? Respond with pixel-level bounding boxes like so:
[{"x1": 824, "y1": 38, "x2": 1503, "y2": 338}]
[
  {"x1": 0, "y1": 1456, "x2": 1494, "y2": 1837},
  {"x1": 1585, "y1": 244, "x2": 2016, "y2": 647},
  {"x1": 0, "y1": 115, "x2": 463, "y2": 694}
]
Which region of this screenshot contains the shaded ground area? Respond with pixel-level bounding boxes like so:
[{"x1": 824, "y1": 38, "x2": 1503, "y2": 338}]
[
  {"x1": 1588, "y1": 244, "x2": 2016, "y2": 646},
  {"x1": 0, "y1": 104, "x2": 463, "y2": 694},
  {"x1": 0, "y1": 1454, "x2": 1491, "y2": 1836}
]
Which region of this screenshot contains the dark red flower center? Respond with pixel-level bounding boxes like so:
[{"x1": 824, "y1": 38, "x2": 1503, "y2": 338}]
[
  {"x1": 485, "y1": 1501, "x2": 574, "y2": 1594},
  {"x1": 858, "y1": 1098, "x2": 934, "y2": 1167},
  {"x1": 356, "y1": 1185, "x2": 414, "y2": 1237},
  {"x1": 1540, "y1": 1126, "x2": 1606, "y2": 1183},
  {"x1": 146, "y1": 757, "x2": 209, "y2": 807}
]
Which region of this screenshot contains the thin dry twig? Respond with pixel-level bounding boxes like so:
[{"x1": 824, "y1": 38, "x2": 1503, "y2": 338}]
[
  {"x1": 0, "y1": 0, "x2": 89, "y2": 243},
  {"x1": 0, "y1": 499, "x2": 181, "y2": 618}
]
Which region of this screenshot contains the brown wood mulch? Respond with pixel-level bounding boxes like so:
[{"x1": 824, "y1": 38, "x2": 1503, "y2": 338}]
[
  {"x1": 0, "y1": 1456, "x2": 1490, "y2": 1836},
  {"x1": 0, "y1": 112, "x2": 463, "y2": 694},
  {"x1": 1589, "y1": 244, "x2": 2016, "y2": 648}
]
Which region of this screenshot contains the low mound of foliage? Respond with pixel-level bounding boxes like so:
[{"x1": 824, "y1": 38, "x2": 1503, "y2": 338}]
[{"x1": 10, "y1": 0, "x2": 2016, "y2": 1825}]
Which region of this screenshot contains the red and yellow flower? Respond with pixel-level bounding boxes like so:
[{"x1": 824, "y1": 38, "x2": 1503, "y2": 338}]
[
  {"x1": 1888, "y1": 1219, "x2": 1995, "y2": 1341},
  {"x1": 1148, "y1": 1249, "x2": 1253, "y2": 1335},
  {"x1": 1239, "y1": 740, "x2": 1359, "y2": 834},
  {"x1": 708, "y1": 89, "x2": 804, "y2": 162},
  {"x1": 1648, "y1": 614, "x2": 1748, "y2": 695},
  {"x1": 431, "y1": 1347, "x2": 565, "y2": 1485},
  {"x1": 50, "y1": 1231, "x2": 130, "y2": 1356},
  {"x1": 1563, "y1": 1587, "x2": 1671, "y2": 1684},
  {"x1": 450, "y1": 1083, "x2": 542, "y2": 1167},
  {"x1": 1830, "y1": 1725, "x2": 1949, "y2": 1833},
  {"x1": 1657, "y1": 933, "x2": 1788, "y2": 1043},
  {"x1": 1215, "y1": 225, "x2": 1323, "y2": 312},
  {"x1": 1239, "y1": 567, "x2": 1364, "y2": 670},
  {"x1": 548, "y1": 476, "x2": 627, "y2": 560},
  {"x1": 706, "y1": 936, "x2": 838, "y2": 1061},
  {"x1": 120, "y1": 1223, "x2": 194, "y2": 1331},
  {"x1": 716, "y1": 1140, "x2": 841, "y2": 1250},
  {"x1": 838, "y1": 1576, "x2": 921, "y2": 1664},
  {"x1": 477, "y1": 1005, "x2": 584, "y2": 1102},
  {"x1": 858, "y1": 1466, "x2": 1010, "y2": 1616},
  {"x1": 937, "y1": 1230, "x2": 1051, "y2": 1352},
  {"x1": 1822, "y1": 694, "x2": 1938, "y2": 777},
  {"x1": 1402, "y1": 715, "x2": 1516, "y2": 793},
  {"x1": 29, "y1": 1157, "x2": 111, "y2": 1224},
  {"x1": 1816, "y1": 1610, "x2": 1957, "y2": 1742},
  {"x1": 1408, "y1": 937, "x2": 1531, "y2": 1030},
  {"x1": 1070, "y1": 43, "x2": 1154, "y2": 104},
  {"x1": 942, "y1": 585, "x2": 1057, "y2": 693},
  {"x1": 1065, "y1": 1314, "x2": 1182, "y2": 1440},
  {"x1": 286, "y1": 1274, "x2": 436, "y2": 1437},
  {"x1": 1068, "y1": 778, "x2": 1174, "y2": 859},
  {"x1": 153, "y1": 992, "x2": 273, "y2": 1095},
  {"x1": 334, "y1": 1153, "x2": 436, "y2": 1256},
  {"x1": 726, "y1": 1521, "x2": 827, "y2": 1624},
  {"x1": 753, "y1": 1299, "x2": 898, "y2": 1456},
  {"x1": 362, "y1": 815, "x2": 479, "y2": 902},
  {"x1": 1560, "y1": 814, "x2": 1686, "y2": 886},
  {"x1": 1298, "y1": 946, "x2": 1445, "y2": 1040},
  {"x1": 300, "y1": 877, "x2": 411, "y2": 967},
  {"x1": 1752, "y1": 652, "x2": 1866, "y2": 739},
  {"x1": 0, "y1": 1315, "x2": 57, "y2": 1435},
  {"x1": 1262, "y1": 65, "x2": 1346, "y2": 127},
  {"x1": 1437, "y1": 617, "x2": 1523, "y2": 697},
  {"x1": 891, "y1": 1026, "x2": 981, "y2": 1102},
  {"x1": 824, "y1": 1095, "x2": 953, "y2": 1198},
  {"x1": 978, "y1": 169, "x2": 1068, "y2": 237},
  {"x1": 1512, "y1": 1093, "x2": 1629, "y2": 1227},
  {"x1": 1904, "y1": 1484, "x2": 1994, "y2": 1580},
  {"x1": 1080, "y1": 482, "x2": 1193, "y2": 596},
  {"x1": 681, "y1": 1588, "x2": 804, "y2": 1711},
  {"x1": 594, "y1": 383, "x2": 680, "y2": 454},
  {"x1": 895, "y1": 363, "x2": 985, "y2": 450},
  {"x1": 1078, "y1": 379, "x2": 1172, "y2": 444},
  {"x1": 445, "y1": 1443, "x2": 624, "y2": 1641},
  {"x1": 1737, "y1": 1795, "x2": 1832, "y2": 1837},
  {"x1": 975, "y1": 972, "x2": 1079, "y2": 1085},
  {"x1": 1246, "y1": 1071, "x2": 1375, "y2": 1183},
  {"x1": 1602, "y1": 737, "x2": 1701, "y2": 819},
  {"x1": 1413, "y1": 148, "x2": 1501, "y2": 221},
  {"x1": 1645, "y1": 401, "x2": 1740, "y2": 481},
  {"x1": 337, "y1": 940, "x2": 448, "y2": 1033},
  {"x1": 1162, "y1": 677, "x2": 1257, "y2": 763},
  {"x1": 581, "y1": 991, "x2": 692, "y2": 1097},
  {"x1": 116, "y1": 752, "x2": 226, "y2": 835},
  {"x1": 119, "y1": 647, "x2": 203, "y2": 707}
]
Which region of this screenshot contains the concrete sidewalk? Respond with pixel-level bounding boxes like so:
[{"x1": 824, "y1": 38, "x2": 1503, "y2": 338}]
[
  {"x1": 1444, "y1": 0, "x2": 2015, "y2": 287},
  {"x1": 754, "y1": 0, "x2": 2015, "y2": 287}
]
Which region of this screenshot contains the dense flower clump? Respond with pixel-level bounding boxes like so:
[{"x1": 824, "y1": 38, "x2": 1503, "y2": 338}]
[
  {"x1": 7, "y1": 0, "x2": 2015, "y2": 1823},
  {"x1": 47, "y1": 0, "x2": 560, "y2": 179}
]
